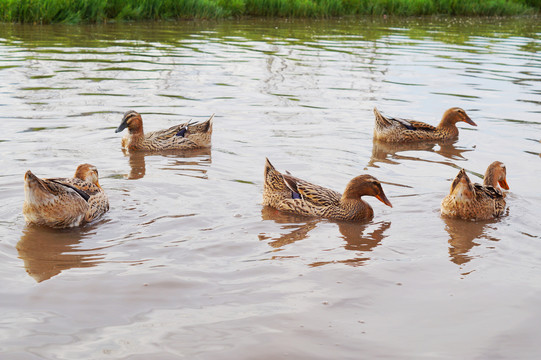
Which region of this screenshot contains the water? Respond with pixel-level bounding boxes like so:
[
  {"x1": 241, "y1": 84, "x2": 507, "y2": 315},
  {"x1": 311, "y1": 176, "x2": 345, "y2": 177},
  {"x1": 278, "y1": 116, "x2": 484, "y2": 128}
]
[{"x1": 1, "y1": 18, "x2": 540, "y2": 359}]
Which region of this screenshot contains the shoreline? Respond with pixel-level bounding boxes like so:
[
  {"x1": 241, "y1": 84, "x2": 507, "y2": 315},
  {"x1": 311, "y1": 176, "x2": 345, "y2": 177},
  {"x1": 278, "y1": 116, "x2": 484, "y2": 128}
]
[{"x1": 1, "y1": 0, "x2": 539, "y2": 24}]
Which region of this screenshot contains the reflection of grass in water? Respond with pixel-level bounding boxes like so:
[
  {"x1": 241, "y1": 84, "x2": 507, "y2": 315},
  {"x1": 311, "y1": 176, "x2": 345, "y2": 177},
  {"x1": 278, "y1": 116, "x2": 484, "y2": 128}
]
[
  {"x1": 0, "y1": 0, "x2": 537, "y2": 24},
  {"x1": 22, "y1": 126, "x2": 69, "y2": 132},
  {"x1": 233, "y1": 179, "x2": 256, "y2": 185}
]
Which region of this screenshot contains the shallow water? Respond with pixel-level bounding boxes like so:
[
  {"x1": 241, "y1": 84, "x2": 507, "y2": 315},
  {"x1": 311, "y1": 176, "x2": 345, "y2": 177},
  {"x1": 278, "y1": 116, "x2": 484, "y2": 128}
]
[{"x1": 1, "y1": 17, "x2": 540, "y2": 359}]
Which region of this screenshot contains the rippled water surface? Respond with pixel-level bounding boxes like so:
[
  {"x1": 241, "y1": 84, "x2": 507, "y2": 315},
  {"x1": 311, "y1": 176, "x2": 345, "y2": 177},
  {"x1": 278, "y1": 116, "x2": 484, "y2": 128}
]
[{"x1": 1, "y1": 18, "x2": 540, "y2": 359}]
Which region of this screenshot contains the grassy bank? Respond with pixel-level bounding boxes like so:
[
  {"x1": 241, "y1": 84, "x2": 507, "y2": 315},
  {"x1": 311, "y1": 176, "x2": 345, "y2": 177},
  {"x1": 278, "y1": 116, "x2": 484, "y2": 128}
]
[{"x1": 0, "y1": 0, "x2": 539, "y2": 24}]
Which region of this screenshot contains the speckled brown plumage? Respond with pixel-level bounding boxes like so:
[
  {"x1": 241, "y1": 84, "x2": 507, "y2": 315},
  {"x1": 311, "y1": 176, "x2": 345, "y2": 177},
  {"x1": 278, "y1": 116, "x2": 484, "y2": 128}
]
[
  {"x1": 441, "y1": 162, "x2": 509, "y2": 221},
  {"x1": 115, "y1": 110, "x2": 213, "y2": 151},
  {"x1": 263, "y1": 158, "x2": 392, "y2": 221},
  {"x1": 373, "y1": 107, "x2": 477, "y2": 143},
  {"x1": 23, "y1": 164, "x2": 109, "y2": 228}
]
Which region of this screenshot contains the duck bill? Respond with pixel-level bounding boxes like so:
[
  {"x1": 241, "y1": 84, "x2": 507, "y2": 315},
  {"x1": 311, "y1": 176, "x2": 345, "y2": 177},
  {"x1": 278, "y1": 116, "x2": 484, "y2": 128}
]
[
  {"x1": 463, "y1": 115, "x2": 477, "y2": 127},
  {"x1": 115, "y1": 121, "x2": 128, "y2": 133},
  {"x1": 376, "y1": 192, "x2": 392, "y2": 208},
  {"x1": 498, "y1": 178, "x2": 509, "y2": 190}
]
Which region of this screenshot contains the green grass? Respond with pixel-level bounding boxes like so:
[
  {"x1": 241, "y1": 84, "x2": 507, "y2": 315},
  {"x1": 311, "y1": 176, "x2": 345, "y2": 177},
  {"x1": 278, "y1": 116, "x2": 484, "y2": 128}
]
[{"x1": 0, "y1": 0, "x2": 538, "y2": 23}]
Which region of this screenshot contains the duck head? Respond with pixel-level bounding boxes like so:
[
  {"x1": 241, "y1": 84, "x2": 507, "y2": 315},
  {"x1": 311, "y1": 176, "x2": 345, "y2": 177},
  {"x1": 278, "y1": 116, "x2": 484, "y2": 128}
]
[
  {"x1": 342, "y1": 175, "x2": 392, "y2": 207},
  {"x1": 74, "y1": 164, "x2": 102, "y2": 189},
  {"x1": 483, "y1": 161, "x2": 509, "y2": 190},
  {"x1": 116, "y1": 110, "x2": 143, "y2": 134},
  {"x1": 449, "y1": 169, "x2": 475, "y2": 201},
  {"x1": 441, "y1": 108, "x2": 477, "y2": 127}
]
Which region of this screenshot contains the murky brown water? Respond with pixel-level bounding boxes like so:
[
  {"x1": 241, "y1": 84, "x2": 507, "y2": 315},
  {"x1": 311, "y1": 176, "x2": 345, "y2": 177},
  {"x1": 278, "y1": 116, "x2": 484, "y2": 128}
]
[{"x1": 1, "y1": 17, "x2": 540, "y2": 359}]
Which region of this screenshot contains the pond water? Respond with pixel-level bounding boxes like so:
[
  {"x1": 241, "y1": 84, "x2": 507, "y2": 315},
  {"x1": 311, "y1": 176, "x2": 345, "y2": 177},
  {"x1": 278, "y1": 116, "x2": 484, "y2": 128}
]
[{"x1": 0, "y1": 17, "x2": 540, "y2": 359}]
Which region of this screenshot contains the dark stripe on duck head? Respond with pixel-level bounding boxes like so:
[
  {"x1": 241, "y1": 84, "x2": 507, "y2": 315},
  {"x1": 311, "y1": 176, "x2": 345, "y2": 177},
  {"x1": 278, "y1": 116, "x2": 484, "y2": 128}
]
[{"x1": 116, "y1": 110, "x2": 138, "y2": 133}]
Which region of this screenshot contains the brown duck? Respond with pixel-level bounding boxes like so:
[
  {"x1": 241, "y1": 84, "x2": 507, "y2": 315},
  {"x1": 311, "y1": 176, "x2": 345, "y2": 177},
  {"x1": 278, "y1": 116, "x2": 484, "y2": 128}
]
[
  {"x1": 373, "y1": 107, "x2": 477, "y2": 142},
  {"x1": 23, "y1": 164, "x2": 109, "y2": 228},
  {"x1": 115, "y1": 110, "x2": 214, "y2": 151},
  {"x1": 263, "y1": 158, "x2": 392, "y2": 221},
  {"x1": 441, "y1": 161, "x2": 509, "y2": 220}
]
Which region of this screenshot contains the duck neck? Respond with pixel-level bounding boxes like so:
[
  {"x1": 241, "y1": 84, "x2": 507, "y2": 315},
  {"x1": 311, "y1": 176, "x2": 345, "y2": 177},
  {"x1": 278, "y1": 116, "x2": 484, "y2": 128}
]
[
  {"x1": 437, "y1": 120, "x2": 459, "y2": 136},
  {"x1": 483, "y1": 170, "x2": 498, "y2": 188},
  {"x1": 129, "y1": 127, "x2": 144, "y2": 142},
  {"x1": 341, "y1": 188, "x2": 361, "y2": 202},
  {"x1": 340, "y1": 196, "x2": 373, "y2": 220},
  {"x1": 340, "y1": 193, "x2": 366, "y2": 209}
]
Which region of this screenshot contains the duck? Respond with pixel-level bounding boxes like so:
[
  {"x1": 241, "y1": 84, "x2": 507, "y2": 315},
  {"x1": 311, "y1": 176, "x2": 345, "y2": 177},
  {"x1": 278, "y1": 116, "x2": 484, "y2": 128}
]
[
  {"x1": 373, "y1": 107, "x2": 477, "y2": 143},
  {"x1": 263, "y1": 158, "x2": 392, "y2": 221},
  {"x1": 441, "y1": 161, "x2": 509, "y2": 221},
  {"x1": 115, "y1": 110, "x2": 214, "y2": 151},
  {"x1": 23, "y1": 164, "x2": 109, "y2": 228}
]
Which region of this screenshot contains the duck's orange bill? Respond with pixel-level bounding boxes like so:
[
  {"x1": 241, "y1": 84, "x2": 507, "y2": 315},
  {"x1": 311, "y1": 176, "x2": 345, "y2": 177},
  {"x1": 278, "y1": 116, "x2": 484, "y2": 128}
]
[
  {"x1": 499, "y1": 178, "x2": 509, "y2": 190},
  {"x1": 376, "y1": 193, "x2": 393, "y2": 208},
  {"x1": 463, "y1": 117, "x2": 477, "y2": 126}
]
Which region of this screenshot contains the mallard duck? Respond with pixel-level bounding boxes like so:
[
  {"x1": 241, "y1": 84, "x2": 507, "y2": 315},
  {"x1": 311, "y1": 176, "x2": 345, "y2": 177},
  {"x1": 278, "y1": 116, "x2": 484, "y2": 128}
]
[
  {"x1": 23, "y1": 164, "x2": 109, "y2": 228},
  {"x1": 263, "y1": 158, "x2": 392, "y2": 221},
  {"x1": 373, "y1": 107, "x2": 477, "y2": 143},
  {"x1": 115, "y1": 110, "x2": 213, "y2": 151},
  {"x1": 441, "y1": 162, "x2": 509, "y2": 220}
]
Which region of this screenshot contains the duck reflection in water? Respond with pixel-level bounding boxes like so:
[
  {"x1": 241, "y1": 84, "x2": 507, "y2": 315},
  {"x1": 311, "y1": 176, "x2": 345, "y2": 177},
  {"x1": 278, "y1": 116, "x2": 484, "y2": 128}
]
[
  {"x1": 310, "y1": 221, "x2": 391, "y2": 267},
  {"x1": 443, "y1": 216, "x2": 500, "y2": 266},
  {"x1": 260, "y1": 206, "x2": 391, "y2": 267},
  {"x1": 369, "y1": 139, "x2": 472, "y2": 168},
  {"x1": 16, "y1": 225, "x2": 106, "y2": 282},
  {"x1": 259, "y1": 206, "x2": 319, "y2": 248},
  {"x1": 122, "y1": 147, "x2": 212, "y2": 180}
]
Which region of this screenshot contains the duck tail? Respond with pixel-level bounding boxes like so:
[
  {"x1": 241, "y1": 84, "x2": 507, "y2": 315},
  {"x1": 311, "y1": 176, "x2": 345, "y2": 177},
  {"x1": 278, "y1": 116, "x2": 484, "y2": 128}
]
[
  {"x1": 264, "y1": 158, "x2": 287, "y2": 191},
  {"x1": 373, "y1": 107, "x2": 392, "y2": 128},
  {"x1": 188, "y1": 114, "x2": 214, "y2": 134},
  {"x1": 202, "y1": 113, "x2": 214, "y2": 133},
  {"x1": 24, "y1": 171, "x2": 55, "y2": 204},
  {"x1": 264, "y1": 157, "x2": 276, "y2": 177}
]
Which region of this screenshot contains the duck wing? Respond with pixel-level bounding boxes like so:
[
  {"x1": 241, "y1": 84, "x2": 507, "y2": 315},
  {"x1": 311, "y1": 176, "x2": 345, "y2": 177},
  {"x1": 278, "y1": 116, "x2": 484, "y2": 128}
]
[
  {"x1": 48, "y1": 179, "x2": 90, "y2": 201},
  {"x1": 374, "y1": 107, "x2": 439, "y2": 131},
  {"x1": 407, "y1": 120, "x2": 437, "y2": 132},
  {"x1": 49, "y1": 176, "x2": 109, "y2": 221},
  {"x1": 474, "y1": 183, "x2": 505, "y2": 217},
  {"x1": 150, "y1": 123, "x2": 190, "y2": 141},
  {"x1": 48, "y1": 177, "x2": 101, "y2": 196},
  {"x1": 282, "y1": 174, "x2": 341, "y2": 207},
  {"x1": 474, "y1": 183, "x2": 503, "y2": 199},
  {"x1": 374, "y1": 108, "x2": 415, "y2": 130}
]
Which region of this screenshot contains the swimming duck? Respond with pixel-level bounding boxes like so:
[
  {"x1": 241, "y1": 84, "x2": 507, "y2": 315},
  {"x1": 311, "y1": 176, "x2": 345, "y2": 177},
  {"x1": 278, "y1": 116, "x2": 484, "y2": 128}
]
[
  {"x1": 441, "y1": 161, "x2": 509, "y2": 220},
  {"x1": 23, "y1": 164, "x2": 109, "y2": 228},
  {"x1": 115, "y1": 110, "x2": 213, "y2": 151},
  {"x1": 373, "y1": 107, "x2": 476, "y2": 143},
  {"x1": 263, "y1": 158, "x2": 392, "y2": 221}
]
